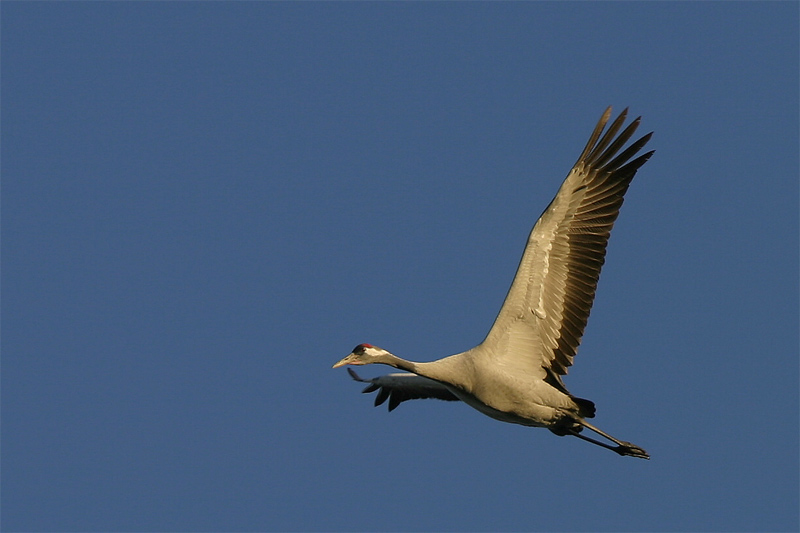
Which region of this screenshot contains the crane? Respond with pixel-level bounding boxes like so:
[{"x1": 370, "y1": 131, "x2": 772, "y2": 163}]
[{"x1": 333, "y1": 107, "x2": 653, "y2": 459}]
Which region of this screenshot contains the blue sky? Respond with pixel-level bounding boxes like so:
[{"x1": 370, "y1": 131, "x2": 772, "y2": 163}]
[{"x1": 3, "y1": 2, "x2": 798, "y2": 532}]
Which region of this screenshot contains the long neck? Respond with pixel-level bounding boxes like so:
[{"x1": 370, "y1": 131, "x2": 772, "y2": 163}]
[
  {"x1": 381, "y1": 352, "x2": 420, "y2": 373},
  {"x1": 381, "y1": 352, "x2": 471, "y2": 390}
]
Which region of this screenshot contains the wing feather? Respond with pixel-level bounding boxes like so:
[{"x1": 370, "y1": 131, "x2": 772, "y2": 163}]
[
  {"x1": 347, "y1": 368, "x2": 460, "y2": 411},
  {"x1": 479, "y1": 107, "x2": 654, "y2": 379}
]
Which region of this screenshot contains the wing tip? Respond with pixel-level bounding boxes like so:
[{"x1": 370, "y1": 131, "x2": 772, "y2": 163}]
[{"x1": 347, "y1": 367, "x2": 366, "y2": 382}]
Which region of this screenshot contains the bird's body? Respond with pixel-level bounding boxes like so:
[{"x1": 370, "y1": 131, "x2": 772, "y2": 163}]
[
  {"x1": 334, "y1": 108, "x2": 653, "y2": 459},
  {"x1": 421, "y1": 350, "x2": 579, "y2": 427}
]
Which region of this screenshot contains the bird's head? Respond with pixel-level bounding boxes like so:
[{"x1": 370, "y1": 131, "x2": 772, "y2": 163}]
[{"x1": 332, "y1": 344, "x2": 391, "y2": 368}]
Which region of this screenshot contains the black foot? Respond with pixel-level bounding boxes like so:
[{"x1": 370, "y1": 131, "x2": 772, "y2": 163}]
[{"x1": 614, "y1": 442, "x2": 650, "y2": 460}]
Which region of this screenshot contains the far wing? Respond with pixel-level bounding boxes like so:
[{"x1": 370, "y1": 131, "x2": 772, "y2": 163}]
[
  {"x1": 480, "y1": 107, "x2": 654, "y2": 382},
  {"x1": 347, "y1": 368, "x2": 460, "y2": 411}
]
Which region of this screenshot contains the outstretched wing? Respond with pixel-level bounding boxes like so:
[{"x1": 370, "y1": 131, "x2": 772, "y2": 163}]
[
  {"x1": 347, "y1": 368, "x2": 460, "y2": 411},
  {"x1": 479, "y1": 107, "x2": 654, "y2": 382}
]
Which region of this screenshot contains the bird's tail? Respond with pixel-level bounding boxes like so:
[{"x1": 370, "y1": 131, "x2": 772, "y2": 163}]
[{"x1": 573, "y1": 396, "x2": 596, "y2": 419}]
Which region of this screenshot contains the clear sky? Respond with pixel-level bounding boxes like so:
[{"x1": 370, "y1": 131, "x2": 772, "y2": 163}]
[{"x1": 3, "y1": 2, "x2": 798, "y2": 532}]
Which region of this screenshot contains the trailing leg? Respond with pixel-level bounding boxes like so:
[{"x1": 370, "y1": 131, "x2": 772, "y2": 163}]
[{"x1": 570, "y1": 420, "x2": 649, "y2": 459}]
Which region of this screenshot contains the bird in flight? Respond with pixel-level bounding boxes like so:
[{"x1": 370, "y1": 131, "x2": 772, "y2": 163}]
[{"x1": 333, "y1": 107, "x2": 653, "y2": 459}]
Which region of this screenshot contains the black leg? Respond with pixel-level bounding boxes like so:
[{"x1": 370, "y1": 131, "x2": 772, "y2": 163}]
[{"x1": 570, "y1": 422, "x2": 650, "y2": 459}]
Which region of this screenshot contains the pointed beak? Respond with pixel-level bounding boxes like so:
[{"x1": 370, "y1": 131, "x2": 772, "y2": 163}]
[{"x1": 332, "y1": 353, "x2": 356, "y2": 369}]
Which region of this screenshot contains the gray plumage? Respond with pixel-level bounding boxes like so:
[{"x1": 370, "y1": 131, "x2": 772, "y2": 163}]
[{"x1": 334, "y1": 107, "x2": 653, "y2": 459}]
